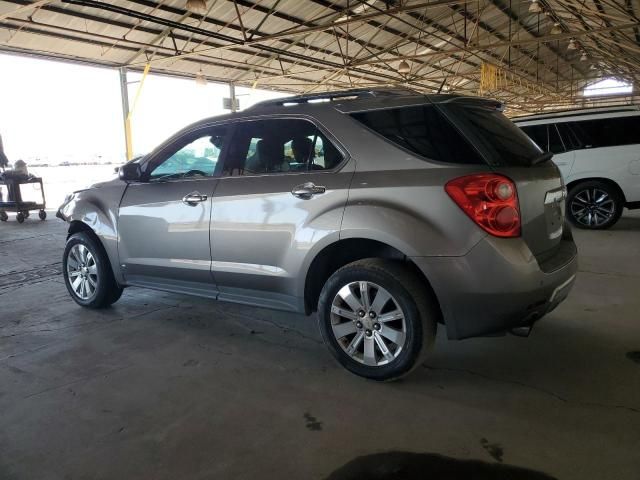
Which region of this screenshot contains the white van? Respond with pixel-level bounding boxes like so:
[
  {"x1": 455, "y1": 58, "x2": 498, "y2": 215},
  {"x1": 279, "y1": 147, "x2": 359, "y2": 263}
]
[{"x1": 514, "y1": 106, "x2": 640, "y2": 229}]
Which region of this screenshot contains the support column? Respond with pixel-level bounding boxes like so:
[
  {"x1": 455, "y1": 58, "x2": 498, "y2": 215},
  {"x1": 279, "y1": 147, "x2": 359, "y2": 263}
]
[
  {"x1": 119, "y1": 67, "x2": 133, "y2": 162},
  {"x1": 229, "y1": 82, "x2": 238, "y2": 112}
]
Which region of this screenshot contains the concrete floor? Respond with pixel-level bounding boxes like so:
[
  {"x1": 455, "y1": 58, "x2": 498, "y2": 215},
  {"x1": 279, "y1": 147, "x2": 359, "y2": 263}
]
[{"x1": 1, "y1": 211, "x2": 639, "y2": 480}]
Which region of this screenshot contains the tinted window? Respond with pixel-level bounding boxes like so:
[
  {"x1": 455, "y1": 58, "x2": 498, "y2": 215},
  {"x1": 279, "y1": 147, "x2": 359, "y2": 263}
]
[
  {"x1": 521, "y1": 124, "x2": 548, "y2": 150},
  {"x1": 548, "y1": 124, "x2": 565, "y2": 154},
  {"x1": 222, "y1": 119, "x2": 343, "y2": 176},
  {"x1": 446, "y1": 105, "x2": 542, "y2": 166},
  {"x1": 350, "y1": 105, "x2": 483, "y2": 164},
  {"x1": 149, "y1": 126, "x2": 227, "y2": 181},
  {"x1": 565, "y1": 116, "x2": 640, "y2": 149},
  {"x1": 556, "y1": 122, "x2": 582, "y2": 150}
]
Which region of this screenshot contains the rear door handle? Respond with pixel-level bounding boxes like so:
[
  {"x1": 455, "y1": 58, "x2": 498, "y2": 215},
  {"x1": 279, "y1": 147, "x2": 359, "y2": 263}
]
[
  {"x1": 291, "y1": 182, "x2": 326, "y2": 199},
  {"x1": 182, "y1": 191, "x2": 208, "y2": 206}
]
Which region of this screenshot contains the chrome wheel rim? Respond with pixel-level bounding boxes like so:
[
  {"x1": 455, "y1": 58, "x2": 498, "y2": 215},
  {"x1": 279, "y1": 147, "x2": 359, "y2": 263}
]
[
  {"x1": 67, "y1": 244, "x2": 98, "y2": 300},
  {"x1": 330, "y1": 281, "x2": 407, "y2": 367},
  {"x1": 570, "y1": 187, "x2": 615, "y2": 227}
]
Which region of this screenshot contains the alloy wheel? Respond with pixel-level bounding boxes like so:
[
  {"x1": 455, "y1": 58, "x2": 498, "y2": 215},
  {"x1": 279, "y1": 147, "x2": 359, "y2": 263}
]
[
  {"x1": 570, "y1": 187, "x2": 616, "y2": 228},
  {"x1": 67, "y1": 244, "x2": 98, "y2": 300},
  {"x1": 330, "y1": 281, "x2": 407, "y2": 366}
]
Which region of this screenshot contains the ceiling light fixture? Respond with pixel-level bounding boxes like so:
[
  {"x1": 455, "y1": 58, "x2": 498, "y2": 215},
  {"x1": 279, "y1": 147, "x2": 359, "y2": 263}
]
[
  {"x1": 195, "y1": 68, "x2": 207, "y2": 85},
  {"x1": 550, "y1": 23, "x2": 562, "y2": 35},
  {"x1": 186, "y1": 0, "x2": 207, "y2": 14},
  {"x1": 567, "y1": 38, "x2": 577, "y2": 50},
  {"x1": 397, "y1": 60, "x2": 411, "y2": 74},
  {"x1": 529, "y1": 0, "x2": 542, "y2": 14}
]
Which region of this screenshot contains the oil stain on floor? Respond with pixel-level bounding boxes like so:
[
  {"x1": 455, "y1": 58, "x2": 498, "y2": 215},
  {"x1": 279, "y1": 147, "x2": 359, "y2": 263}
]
[
  {"x1": 325, "y1": 452, "x2": 556, "y2": 480},
  {"x1": 626, "y1": 351, "x2": 640, "y2": 364}
]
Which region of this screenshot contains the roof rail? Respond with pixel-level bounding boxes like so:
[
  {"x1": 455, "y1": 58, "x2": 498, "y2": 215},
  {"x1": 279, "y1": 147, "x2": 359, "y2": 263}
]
[{"x1": 248, "y1": 87, "x2": 417, "y2": 109}]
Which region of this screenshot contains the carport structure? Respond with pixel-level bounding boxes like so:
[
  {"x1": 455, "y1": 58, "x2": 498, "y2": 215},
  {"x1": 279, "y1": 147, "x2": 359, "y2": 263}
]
[{"x1": 1, "y1": 0, "x2": 639, "y2": 115}]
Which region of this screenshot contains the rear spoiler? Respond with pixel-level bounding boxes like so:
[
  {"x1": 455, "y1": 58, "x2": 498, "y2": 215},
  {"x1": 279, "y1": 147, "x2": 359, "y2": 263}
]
[{"x1": 431, "y1": 96, "x2": 505, "y2": 112}]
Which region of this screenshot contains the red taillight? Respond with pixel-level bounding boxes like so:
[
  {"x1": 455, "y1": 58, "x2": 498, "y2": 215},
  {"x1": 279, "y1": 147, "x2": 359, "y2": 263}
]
[{"x1": 445, "y1": 174, "x2": 521, "y2": 238}]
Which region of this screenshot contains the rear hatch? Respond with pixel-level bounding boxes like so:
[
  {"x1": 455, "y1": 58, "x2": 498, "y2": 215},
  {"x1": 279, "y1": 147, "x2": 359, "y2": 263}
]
[{"x1": 438, "y1": 98, "x2": 566, "y2": 258}]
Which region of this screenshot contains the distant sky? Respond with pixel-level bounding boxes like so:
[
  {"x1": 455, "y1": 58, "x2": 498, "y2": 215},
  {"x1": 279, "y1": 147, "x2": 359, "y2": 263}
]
[{"x1": 0, "y1": 53, "x2": 286, "y2": 164}]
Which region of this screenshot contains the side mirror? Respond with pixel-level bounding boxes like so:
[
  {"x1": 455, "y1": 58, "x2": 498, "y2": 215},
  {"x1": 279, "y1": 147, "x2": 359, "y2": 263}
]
[{"x1": 119, "y1": 162, "x2": 142, "y2": 182}]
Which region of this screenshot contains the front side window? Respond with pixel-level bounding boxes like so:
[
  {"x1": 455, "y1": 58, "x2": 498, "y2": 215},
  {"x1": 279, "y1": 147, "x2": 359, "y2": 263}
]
[
  {"x1": 222, "y1": 119, "x2": 343, "y2": 176},
  {"x1": 149, "y1": 127, "x2": 227, "y2": 181},
  {"x1": 350, "y1": 105, "x2": 483, "y2": 164},
  {"x1": 548, "y1": 124, "x2": 565, "y2": 154}
]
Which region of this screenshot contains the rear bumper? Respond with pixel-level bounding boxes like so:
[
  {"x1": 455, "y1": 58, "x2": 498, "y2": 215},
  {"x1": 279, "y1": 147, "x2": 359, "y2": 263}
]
[{"x1": 412, "y1": 230, "x2": 578, "y2": 340}]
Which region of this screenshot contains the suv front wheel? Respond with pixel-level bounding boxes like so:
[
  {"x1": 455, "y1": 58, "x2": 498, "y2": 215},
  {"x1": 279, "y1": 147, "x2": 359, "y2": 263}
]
[
  {"x1": 63, "y1": 232, "x2": 123, "y2": 308},
  {"x1": 318, "y1": 259, "x2": 437, "y2": 381}
]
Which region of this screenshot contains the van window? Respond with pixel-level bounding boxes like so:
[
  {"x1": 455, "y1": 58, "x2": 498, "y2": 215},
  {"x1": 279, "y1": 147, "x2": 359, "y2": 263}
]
[
  {"x1": 565, "y1": 116, "x2": 640, "y2": 149},
  {"x1": 350, "y1": 105, "x2": 484, "y2": 164},
  {"x1": 520, "y1": 124, "x2": 547, "y2": 150},
  {"x1": 556, "y1": 123, "x2": 582, "y2": 151},
  {"x1": 548, "y1": 125, "x2": 565, "y2": 154}
]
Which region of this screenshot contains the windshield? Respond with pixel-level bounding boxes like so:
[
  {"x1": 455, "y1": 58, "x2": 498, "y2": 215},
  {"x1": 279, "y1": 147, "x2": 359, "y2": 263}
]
[{"x1": 444, "y1": 104, "x2": 543, "y2": 166}]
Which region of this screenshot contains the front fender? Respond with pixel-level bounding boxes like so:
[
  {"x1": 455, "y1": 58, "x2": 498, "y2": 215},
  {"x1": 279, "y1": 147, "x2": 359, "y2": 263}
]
[{"x1": 58, "y1": 182, "x2": 127, "y2": 283}]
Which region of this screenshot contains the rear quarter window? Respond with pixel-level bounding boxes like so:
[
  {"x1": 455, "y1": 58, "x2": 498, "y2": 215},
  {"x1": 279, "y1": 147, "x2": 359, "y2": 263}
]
[
  {"x1": 446, "y1": 105, "x2": 543, "y2": 166},
  {"x1": 350, "y1": 105, "x2": 484, "y2": 164}
]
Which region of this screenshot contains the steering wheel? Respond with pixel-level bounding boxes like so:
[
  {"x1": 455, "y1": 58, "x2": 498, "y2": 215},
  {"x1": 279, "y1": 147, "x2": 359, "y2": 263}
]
[{"x1": 184, "y1": 169, "x2": 207, "y2": 177}]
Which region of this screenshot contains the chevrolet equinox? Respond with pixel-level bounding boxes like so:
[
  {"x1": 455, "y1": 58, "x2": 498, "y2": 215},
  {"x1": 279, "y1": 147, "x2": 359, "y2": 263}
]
[{"x1": 58, "y1": 88, "x2": 578, "y2": 380}]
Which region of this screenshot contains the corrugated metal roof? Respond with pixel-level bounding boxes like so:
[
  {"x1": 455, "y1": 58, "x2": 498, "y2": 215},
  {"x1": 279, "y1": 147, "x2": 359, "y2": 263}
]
[{"x1": 1, "y1": 0, "x2": 639, "y2": 114}]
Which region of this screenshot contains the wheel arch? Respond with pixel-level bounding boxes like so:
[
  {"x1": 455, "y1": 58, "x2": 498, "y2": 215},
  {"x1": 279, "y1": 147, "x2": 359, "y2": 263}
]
[{"x1": 303, "y1": 238, "x2": 442, "y2": 322}]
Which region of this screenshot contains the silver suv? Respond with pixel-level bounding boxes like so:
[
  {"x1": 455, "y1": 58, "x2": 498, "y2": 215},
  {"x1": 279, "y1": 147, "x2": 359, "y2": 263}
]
[{"x1": 58, "y1": 89, "x2": 578, "y2": 380}]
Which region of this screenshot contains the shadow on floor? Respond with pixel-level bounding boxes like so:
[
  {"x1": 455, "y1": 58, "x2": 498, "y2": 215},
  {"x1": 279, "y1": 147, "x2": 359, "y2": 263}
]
[{"x1": 325, "y1": 452, "x2": 556, "y2": 479}]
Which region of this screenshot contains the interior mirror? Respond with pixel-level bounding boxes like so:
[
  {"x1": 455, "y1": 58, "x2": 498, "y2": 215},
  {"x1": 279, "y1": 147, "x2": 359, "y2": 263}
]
[{"x1": 119, "y1": 162, "x2": 142, "y2": 182}]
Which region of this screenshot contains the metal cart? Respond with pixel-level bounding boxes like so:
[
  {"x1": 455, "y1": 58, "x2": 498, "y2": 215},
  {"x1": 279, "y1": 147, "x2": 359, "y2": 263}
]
[{"x1": 0, "y1": 175, "x2": 47, "y2": 223}]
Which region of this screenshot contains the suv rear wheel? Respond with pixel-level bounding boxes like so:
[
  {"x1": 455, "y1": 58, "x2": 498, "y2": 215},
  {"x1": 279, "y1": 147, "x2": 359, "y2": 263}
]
[
  {"x1": 63, "y1": 232, "x2": 123, "y2": 308},
  {"x1": 567, "y1": 180, "x2": 623, "y2": 230},
  {"x1": 318, "y1": 259, "x2": 436, "y2": 381}
]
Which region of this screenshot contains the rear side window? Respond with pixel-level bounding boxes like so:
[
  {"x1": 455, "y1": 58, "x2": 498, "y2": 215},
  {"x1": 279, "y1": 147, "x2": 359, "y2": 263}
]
[
  {"x1": 350, "y1": 105, "x2": 484, "y2": 164},
  {"x1": 446, "y1": 105, "x2": 543, "y2": 166},
  {"x1": 563, "y1": 116, "x2": 640, "y2": 149},
  {"x1": 222, "y1": 119, "x2": 343, "y2": 176}
]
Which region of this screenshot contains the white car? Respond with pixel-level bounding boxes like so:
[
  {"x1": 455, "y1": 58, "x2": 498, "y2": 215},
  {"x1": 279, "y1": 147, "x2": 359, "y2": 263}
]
[{"x1": 515, "y1": 106, "x2": 640, "y2": 229}]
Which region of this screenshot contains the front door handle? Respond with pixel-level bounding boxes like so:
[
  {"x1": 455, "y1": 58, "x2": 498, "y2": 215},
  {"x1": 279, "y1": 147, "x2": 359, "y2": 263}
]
[
  {"x1": 182, "y1": 191, "x2": 208, "y2": 206},
  {"x1": 291, "y1": 182, "x2": 326, "y2": 199}
]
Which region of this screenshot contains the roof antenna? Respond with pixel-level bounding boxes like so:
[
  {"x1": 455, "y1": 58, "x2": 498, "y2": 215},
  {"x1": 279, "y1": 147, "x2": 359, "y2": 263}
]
[{"x1": 437, "y1": 79, "x2": 447, "y2": 94}]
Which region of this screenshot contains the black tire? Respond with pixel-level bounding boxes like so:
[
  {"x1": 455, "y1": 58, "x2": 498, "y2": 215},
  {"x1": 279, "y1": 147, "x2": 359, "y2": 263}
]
[
  {"x1": 567, "y1": 180, "x2": 623, "y2": 230},
  {"x1": 318, "y1": 258, "x2": 437, "y2": 381},
  {"x1": 0, "y1": 211, "x2": 7, "y2": 222},
  {"x1": 39, "y1": 210, "x2": 47, "y2": 220},
  {"x1": 63, "y1": 232, "x2": 123, "y2": 308},
  {"x1": 16, "y1": 212, "x2": 24, "y2": 223}
]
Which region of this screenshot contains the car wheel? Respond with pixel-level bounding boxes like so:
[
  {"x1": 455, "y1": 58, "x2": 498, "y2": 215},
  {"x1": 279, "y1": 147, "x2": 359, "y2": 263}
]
[
  {"x1": 318, "y1": 258, "x2": 437, "y2": 381},
  {"x1": 567, "y1": 181, "x2": 623, "y2": 230},
  {"x1": 63, "y1": 232, "x2": 123, "y2": 308},
  {"x1": 16, "y1": 212, "x2": 25, "y2": 223},
  {"x1": 39, "y1": 209, "x2": 47, "y2": 220},
  {"x1": 0, "y1": 211, "x2": 8, "y2": 222}
]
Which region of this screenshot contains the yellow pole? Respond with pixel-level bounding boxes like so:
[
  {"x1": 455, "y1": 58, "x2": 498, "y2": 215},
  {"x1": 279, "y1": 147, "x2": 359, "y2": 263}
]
[{"x1": 123, "y1": 63, "x2": 151, "y2": 161}]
